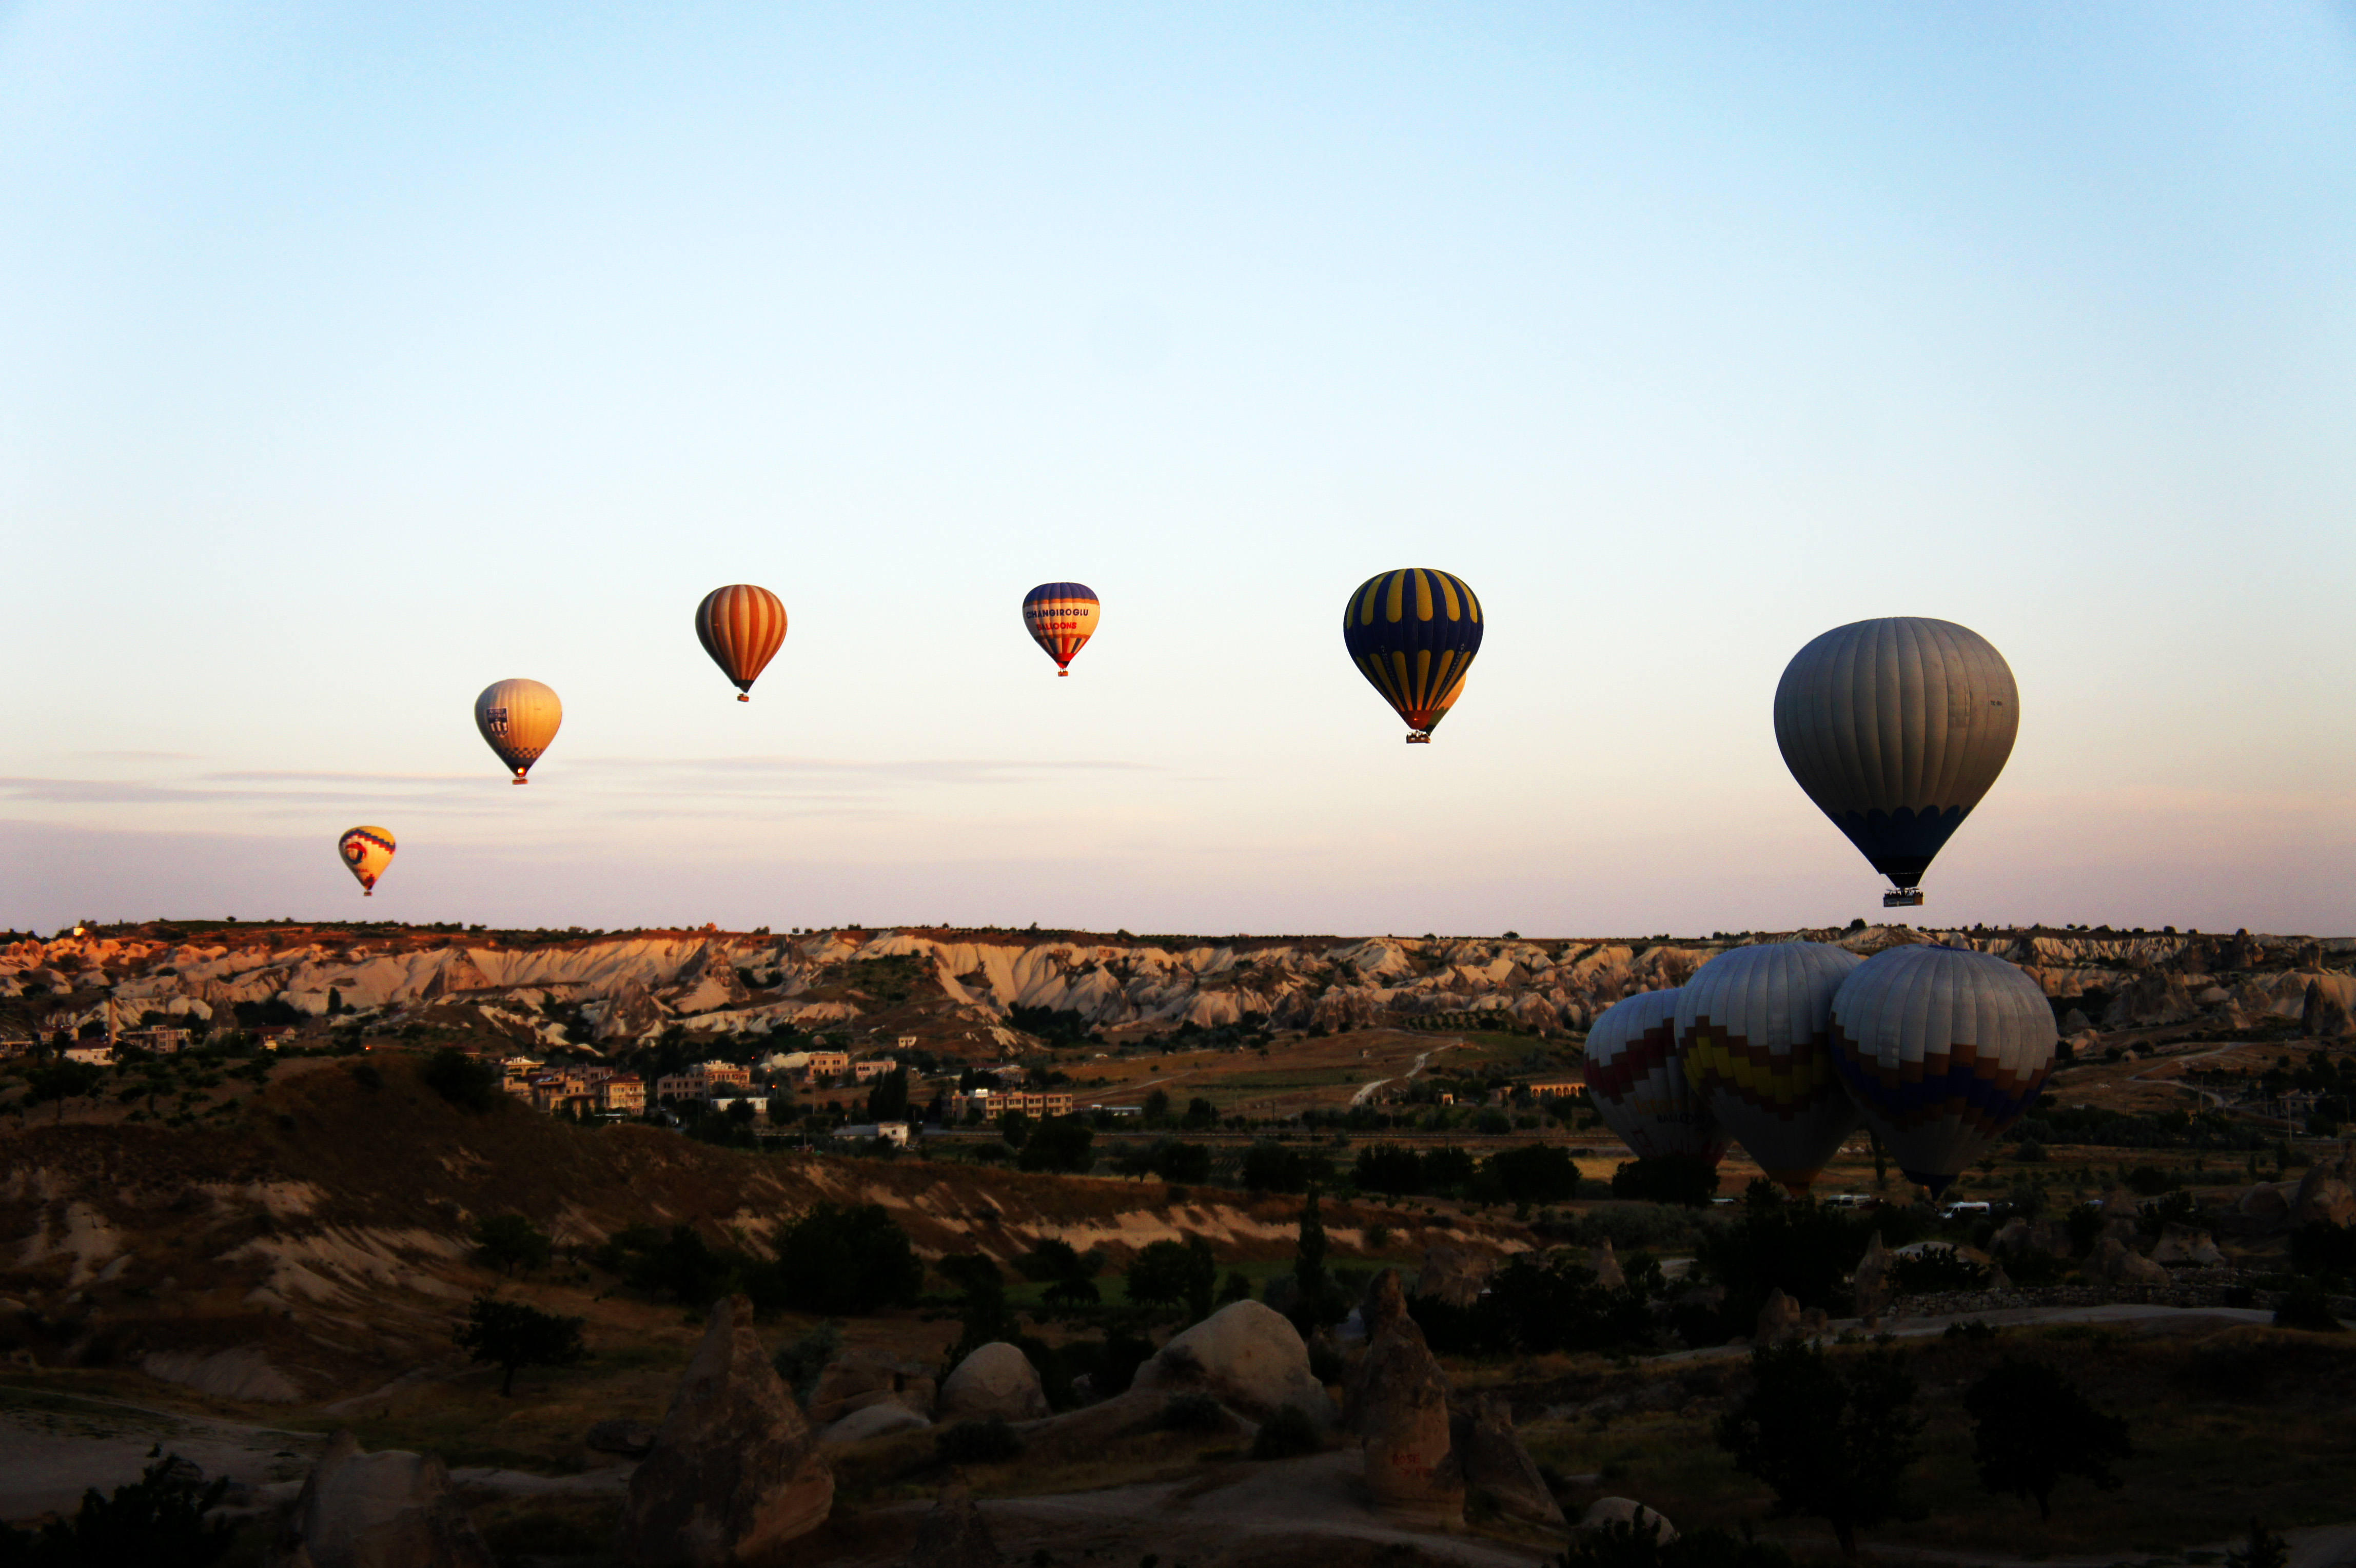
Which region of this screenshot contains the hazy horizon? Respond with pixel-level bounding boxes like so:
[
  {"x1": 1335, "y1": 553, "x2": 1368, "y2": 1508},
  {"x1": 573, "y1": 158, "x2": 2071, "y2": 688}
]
[{"x1": 6, "y1": 4, "x2": 2351, "y2": 938}]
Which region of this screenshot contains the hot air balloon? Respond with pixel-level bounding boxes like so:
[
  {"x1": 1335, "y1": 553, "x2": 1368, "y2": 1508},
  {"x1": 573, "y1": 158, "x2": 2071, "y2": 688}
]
[
  {"x1": 1342, "y1": 569, "x2": 1482, "y2": 742},
  {"x1": 694, "y1": 584, "x2": 788, "y2": 701},
  {"x1": 1584, "y1": 988, "x2": 1727, "y2": 1164},
  {"x1": 1773, "y1": 617, "x2": 2019, "y2": 908},
  {"x1": 1677, "y1": 942, "x2": 1865, "y2": 1195},
  {"x1": 474, "y1": 679, "x2": 563, "y2": 784},
  {"x1": 1830, "y1": 944, "x2": 2057, "y2": 1197},
  {"x1": 338, "y1": 826, "x2": 396, "y2": 896},
  {"x1": 1022, "y1": 582, "x2": 1100, "y2": 675}
]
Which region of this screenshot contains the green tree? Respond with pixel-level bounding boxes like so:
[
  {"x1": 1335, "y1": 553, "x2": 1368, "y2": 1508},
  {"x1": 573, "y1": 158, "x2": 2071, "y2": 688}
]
[
  {"x1": 1714, "y1": 1340, "x2": 1925, "y2": 1556},
  {"x1": 1016, "y1": 1115, "x2": 1095, "y2": 1173},
  {"x1": 1183, "y1": 1096, "x2": 1219, "y2": 1130},
  {"x1": 472, "y1": 1213, "x2": 553, "y2": 1277},
  {"x1": 26, "y1": 1061, "x2": 104, "y2": 1122},
  {"x1": 1126, "y1": 1237, "x2": 1216, "y2": 1317},
  {"x1": 1609, "y1": 1153, "x2": 1721, "y2": 1207},
  {"x1": 1294, "y1": 1188, "x2": 1329, "y2": 1296},
  {"x1": 998, "y1": 1108, "x2": 1033, "y2": 1149},
  {"x1": 1965, "y1": 1359, "x2": 2131, "y2": 1521},
  {"x1": 1142, "y1": 1088, "x2": 1171, "y2": 1124},
  {"x1": 940, "y1": 1254, "x2": 1018, "y2": 1363},
  {"x1": 2226, "y1": 1520, "x2": 2289, "y2": 1568},
  {"x1": 866, "y1": 1067, "x2": 911, "y2": 1123},
  {"x1": 775, "y1": 1203, "x2": 925, "y2": 1314},
  {"x1": 454, "y1": 1293, "x2": 588, "y2": 1396},
  {"x1": 420, "y1": 1048, "x2": 502, "y2": 1112}
]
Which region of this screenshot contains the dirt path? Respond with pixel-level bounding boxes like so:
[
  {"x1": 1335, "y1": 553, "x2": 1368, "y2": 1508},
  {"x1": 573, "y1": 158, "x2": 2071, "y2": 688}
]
[
  {"x1": 1350, "y1": 1044, "x2": 1452, "y2": 1108},
  {"x1": 912, "y1": 1451, "x2": 1550, "y2": 1568},
  {"x1": 0, "y1": 1386, "x2": 325, "y2": 1520},
  {"x1": 1863, "y1": 1520, "x2": 2356, "y2": 1568},
  {"x1": 1645, "y1": 1300, "x2": 2350, "y2": 1367}
]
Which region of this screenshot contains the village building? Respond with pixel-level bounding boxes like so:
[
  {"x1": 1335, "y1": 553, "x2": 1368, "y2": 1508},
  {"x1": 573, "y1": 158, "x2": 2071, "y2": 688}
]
[
  {"x1": 946, "y1": 1086, "x2": 1074, "y2": 1123},
  {"x1": 837, "y1": 1121, "x2": 911, "y2": 1146}
]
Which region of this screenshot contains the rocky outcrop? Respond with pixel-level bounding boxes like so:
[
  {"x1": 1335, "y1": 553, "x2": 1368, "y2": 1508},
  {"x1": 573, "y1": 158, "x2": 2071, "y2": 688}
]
[
  {"x1": 1579, "y1": 1498, "x2": 1677, "y2": 1541},
  {"x1": 902, "y1": 1486, "x2": 1004, "y2": 1568},
  {"x1": 1411, "y1": 1245, "x2": 1494, "y2": 1310},
  {"x1": 1130, "y1": 1301, "x2": 1333, "y2": 1430},
  {"x1": 266, "y1": 1430, "x2": 496, "y2": 1568},
  {"x1": 938, "y1": 1343, "x2": 1050, "y2": 1422},
  {"x1": 1754, "y1": 1288, "x2": 1828, "y2": 1343},
  {"x1": 2303, "y1": 981, "x2": 2353, "y2": 1039},
  {"x1": 1449, "y1": 1394, "x2": 1563, "y2": 1527},
  {"x1": 1591, "y1": 1240, "x2": 1625, "y2": 1291},
  {"x1": 2293, "y1": 1155, "x2": 2356, "y2": 1227},
  {"x1": 587, "y1": 1420, "x2": 658, "y2": 1459},
  {"x1": 2150, "y1": 1225, "x2": 2228, "y2": 1267},
  {"x1": 1989, "y1": 1218, "x2": 2072, "y2": 1259},
  {"x1": 1350, "y1": 1270, "x2": 1462, "y2": 1524},
  {"x1": 822, "y1": 1402, "x2": 931, "y2": 1445},
  {"x1": 1851, "y1": 1234, "x2": 1893, "y2": 1322},
  {"x1": 2091, "y1": 1237, "x2": 2169, "y2": 1286},
  {"x1": 808, "y1": 1349, "x2": 938, "y2": 1425},
  {"x1": 143, "y1": 1345, "x2": 303, "y2": 1403},
  {"x1": 616, "y1": 1295, "x2": 833, "y2": 1566}
]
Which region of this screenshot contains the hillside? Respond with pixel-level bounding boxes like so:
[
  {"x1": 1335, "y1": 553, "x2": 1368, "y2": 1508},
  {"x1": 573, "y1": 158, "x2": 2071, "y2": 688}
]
[
  {"x1": 8, "y1": 918, "x2": 2351, "y2": 1059},
  {"x1": 0, "y1": 1055, "x2": 1503, "y2": 1409}
]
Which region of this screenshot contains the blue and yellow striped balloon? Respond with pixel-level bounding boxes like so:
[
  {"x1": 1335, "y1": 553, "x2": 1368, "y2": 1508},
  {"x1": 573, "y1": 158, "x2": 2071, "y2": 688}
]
[{"x1": 1342, "y1": 569, "x2": 1483, "y2": 742}]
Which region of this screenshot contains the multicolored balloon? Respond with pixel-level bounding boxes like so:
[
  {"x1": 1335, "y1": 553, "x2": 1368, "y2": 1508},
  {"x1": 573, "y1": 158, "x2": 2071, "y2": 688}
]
[
  {"x1": 1774, "y1": 617, "x2": 2019, "y2": 903},
  {"x1": 695, "y1": 584, "x2": 789, "y2": 701},
  {"x1": 1677, "y1": 942, "x2": 1866, "y2": 1195},
  {"x1": 337, "y1": 826, "x2": 396, "y2": 896},
  {"x1": 1584, "y1": 987, "x2": 1726, "y2": 1164},
  {"x1": 1022, "y1": 582, "x2": 1100, "y2": 676},
  {"x1": 1342, "y1": 569, "x2": 1482, "y2": 743},
  {"x1": 1830, "y1": 944, "x2": 2058, "y2": 1197},
  {"x1": 474, "y1": 679, "x2": 563, "y2": 785}
]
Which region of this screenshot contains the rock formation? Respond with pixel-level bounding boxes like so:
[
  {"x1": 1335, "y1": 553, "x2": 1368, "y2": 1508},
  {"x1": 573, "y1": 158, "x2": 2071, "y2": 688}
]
[
  {"x1": 808, "y1": 1348, "x2": 938, "y2": 1425},
  {"x1": 2149, "y1": 1224, "x2": 2228, "y2": 1267},
  {"x1": 1449, "y1": 1393, "x2": 1564, "y2": 1527},
  {"x1": 1349, "y1": 1269, "x2": 1463, "y2": 1523},
  {"x1": 1851, "y1": 1233, "x2": 1893, "y2": 1322},
  {"x1": 266, "y1": 1430, "x2": 496, "y2": 1568},
  {"x1": 822, "y1": 1402, "x2": 932, "y2": 1445},
  {"x1": 1579, "y1": 1498, "x2": 1677, "y2": 1542},
  {"x1": 1411, "y1": 1244, "x2": 1494, "y2": 1309},
  {"x1": 2303, "y1": 981, "x2": 2353, "y2": 1040},
  {"x1": 1130, "y1": 1300, "x2": 1334, "y2": 1431},
  {"x1": 1591, "y1": 1240, "x2": 1625, "y2": 1291},
  {"x1": 615, "y1": 1295, "x2": 833, "y2": 1567},
  {"x1": 2293, "y1": 1153, "x2": 2356, "y2": 1228},
  {"x1": 2090, "y1": 1236, "x2": 2169, "y2": 1286},
  {"x1": 938, "y1": 1342, "x2": 1051, "y2": 1422}
]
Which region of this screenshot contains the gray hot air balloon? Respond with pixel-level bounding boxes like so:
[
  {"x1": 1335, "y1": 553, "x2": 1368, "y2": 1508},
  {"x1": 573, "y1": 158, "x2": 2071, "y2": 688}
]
[
  {"x1": 1829, "y1": 944, "x2": 2057, "y2": 1198},
  {"x1": 474, "y1": 678, "x2": 563, "y2": 785},
  {"x1": 1773, "y1": 617, "x2": 2018, "y2": 907},
  {"x1": 1585, "y1": 988, "x2": 1726, "y2": 1164},
  {"x1": 1677, "y1": 942, "x2": 1864, "y2": 1195}
]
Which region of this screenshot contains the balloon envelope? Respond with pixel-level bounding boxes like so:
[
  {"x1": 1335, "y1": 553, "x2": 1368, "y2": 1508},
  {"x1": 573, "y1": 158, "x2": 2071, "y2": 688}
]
[
  {"x1": 1830, "y1": 944, "x2": 2057, "y2": 1197},
  {"x1": 1677, "y1": 942, "x2": 1865, "y2": 1194},
  {"x1": 695, "y1": 584, "x2": 788, "y2": 699},
  {"x1": 1773, "y1": 617, "x2": 2018, "y2": 891},
  {"x1": 1342, "y1": 569, "x2": 1483, "y2": 740},
  {"x1": 474, "y1": 679, "x2": 563, "y2": 783},
  {"x1": 1585, "y1": 987, "x2": 1726, "y2": 1164},
  {"x1": 1022, "y1": 582, "x2": 1100, "y2": 674},
  {"x1": 338, "y1": 826, "x2": 395, "y2": 895}
]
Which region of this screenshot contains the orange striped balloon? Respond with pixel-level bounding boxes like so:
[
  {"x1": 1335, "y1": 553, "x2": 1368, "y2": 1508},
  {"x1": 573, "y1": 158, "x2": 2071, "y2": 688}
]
[{"x1": 694, "y1": 584, "x2": 789, "y2": 700}]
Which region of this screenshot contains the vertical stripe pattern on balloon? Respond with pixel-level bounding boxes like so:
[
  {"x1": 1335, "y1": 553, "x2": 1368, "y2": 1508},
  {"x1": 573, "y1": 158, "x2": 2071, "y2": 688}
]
[
  {"x1": 695, "y1": 584, "x2": 789, "y2": 697},
  {"x1": 1341, "y1": 568, "x2": 1483, "y2": 736}
]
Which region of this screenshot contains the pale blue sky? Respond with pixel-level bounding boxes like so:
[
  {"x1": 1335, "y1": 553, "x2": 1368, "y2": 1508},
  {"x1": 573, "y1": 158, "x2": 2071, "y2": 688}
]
[{"x1": 4, "y1": 3, "x2": 2351, "y2": 936}]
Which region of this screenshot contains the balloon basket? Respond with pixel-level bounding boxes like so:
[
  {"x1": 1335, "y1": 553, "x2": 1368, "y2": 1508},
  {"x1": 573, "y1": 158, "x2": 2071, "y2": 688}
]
[
  {"x1": 1056, "y1": 669, "x2": 1070, "y2": 677},
  {"x1": 1405, "y1": 732, "x2": 1431, "y2": 744},
  {"x1": 512, "y1": 777, "x2": 529, "y2": 787},
  {"x1": 1882, "y1": 889, "x2": 1925, "y2": 907},
  {"x1": 737, "y1": 693, "x2": 750, "y2": 702}
]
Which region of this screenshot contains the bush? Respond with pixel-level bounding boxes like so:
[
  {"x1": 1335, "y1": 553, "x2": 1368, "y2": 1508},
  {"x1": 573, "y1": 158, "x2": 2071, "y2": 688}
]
[
  {"x1": 1715, "y1": 1340, "x2": 1925, "y2": 1557},
  {"x1": 1889, "y1": 1247, "x2": 1991, "y2": 1295},
  {"x1": 1248, "y1": 1404, "x2": 1322, "y2": 1459},
  {"x1": 1488, "y1": 1143, "x2": 1583, "y2": 1205},
  {"x1": 2272, "y1": 1281, "x2": 2346, "y2": 1332},
  {"x1": 1690, "y1": 1183, "x2": 1881, "y2": 1335},
  {"x1": 454, "y1": 1293, "x2": 588, "y2": 1397},
  {"x1": 1610, "y1": 1154, "x2": 1723, "y2": 1207},
  {"x1": 1243, "y1": 1140, "x2": 1331, "y2": 1194},
  {"x1": 936, "y1": 1418, "x2": 1023, "y2": 1465},
  {"x1": 2290, "y1": 1220, "x2": 2356, "y2": 1279},
  {"x1": 1965, "y1": 1357, "x2": 2131, "y2": 1520},
  {"x1": 420, "y1": 1049, "x2": 502, "y2": 1112},
  {"x1": 472, "y1": 1213, "x2": 553, "y2": 1277},
  {"x1": 1419, "y1": 1250, "x2": 1660, "y2": 1357},
  {"x1": 1126, "y1": 1238, "x2": 1217, "y2": 1316},
  {"x1": 1013, "y1": 1238, "x2": 1091, "y2": 1283},
  {"x1": 0, "y1": 1453, "x2": 233, "y2": 1566}
]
